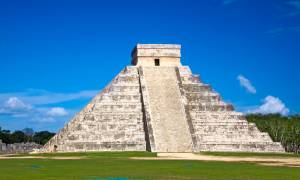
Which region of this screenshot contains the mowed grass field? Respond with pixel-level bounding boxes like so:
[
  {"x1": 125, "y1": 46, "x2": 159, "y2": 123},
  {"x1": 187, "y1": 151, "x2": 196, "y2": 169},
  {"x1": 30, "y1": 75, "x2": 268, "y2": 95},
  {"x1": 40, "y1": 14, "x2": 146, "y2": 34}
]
[{"x1": 0, "y1": 152, "x2": 300, "y2": 180}]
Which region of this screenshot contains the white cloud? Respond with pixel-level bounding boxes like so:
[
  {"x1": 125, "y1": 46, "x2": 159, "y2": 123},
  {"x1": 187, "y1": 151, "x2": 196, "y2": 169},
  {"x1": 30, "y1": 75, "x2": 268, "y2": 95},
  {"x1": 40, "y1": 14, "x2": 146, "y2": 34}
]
[
  {"x1": 0, "y1": 89, "x2": 98, "y2": 106},
  {"x1": 4, "y1": 97, "x2": 31, "y2": 110},
  {"x1": 0, "y1": 89, "x2": 94, "y2": 129},
  {"x1": 31, "y1": 117, "x2": 56, "y2": 123},
  {"x1": 47, "y1": 107, "x2": 68, "y2": 117},
  {"x1": 0, "y1": 94, "x2": 73, "y2": 124},
  {"x1": 0, "y1": 97, "x2": 32, "y2": 115},
  {"x1": 237, "y1": 75, "x2": 257, "y2": 94},
  {"x1": 248, "y1": 95, "x2": 289, "y2": 115}
]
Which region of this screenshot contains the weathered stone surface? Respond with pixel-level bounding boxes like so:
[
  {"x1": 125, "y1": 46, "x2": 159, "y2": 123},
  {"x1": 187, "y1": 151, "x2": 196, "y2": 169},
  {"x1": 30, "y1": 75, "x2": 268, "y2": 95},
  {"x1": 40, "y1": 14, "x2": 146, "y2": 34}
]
[
  {"x1": 140, "y1": 67, "x2": 193, "y2": 152},
  {"x1": 0, "y1": 140, "x2": 42, "y2": 154},
  {"x1": 43, "y1": 67, "x2": 147, "y2": 152},
  {"x1": 131, "y1": 44, "x2": 181, "y2": 66},
  {"x1": 43, "y1": 44, "x2": 285, "y2": 153},
  {"x1": 177, "y1": 66, "x2": 284, "y2": 152}
]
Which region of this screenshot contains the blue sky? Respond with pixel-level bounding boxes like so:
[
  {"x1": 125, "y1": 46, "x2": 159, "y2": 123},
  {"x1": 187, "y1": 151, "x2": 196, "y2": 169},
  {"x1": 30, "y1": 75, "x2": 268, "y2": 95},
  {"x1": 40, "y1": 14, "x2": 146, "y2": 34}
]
[{"x1": 0, "y1": 0, "x2": 299, "y2": 132}]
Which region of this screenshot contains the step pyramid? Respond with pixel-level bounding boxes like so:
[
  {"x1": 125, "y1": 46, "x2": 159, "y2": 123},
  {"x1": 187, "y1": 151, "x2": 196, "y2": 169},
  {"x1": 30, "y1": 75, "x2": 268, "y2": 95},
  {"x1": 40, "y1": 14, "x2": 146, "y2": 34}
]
[{"x1": 43, "y1": 44, "x2": 284, "y2": 153}]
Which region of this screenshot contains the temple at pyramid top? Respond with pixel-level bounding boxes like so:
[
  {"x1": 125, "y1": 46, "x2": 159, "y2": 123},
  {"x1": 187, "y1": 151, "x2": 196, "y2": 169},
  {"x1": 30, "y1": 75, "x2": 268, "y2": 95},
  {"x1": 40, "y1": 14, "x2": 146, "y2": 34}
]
[{"x1": 131, "y1": 44, "x2": 181, "y2": 66}]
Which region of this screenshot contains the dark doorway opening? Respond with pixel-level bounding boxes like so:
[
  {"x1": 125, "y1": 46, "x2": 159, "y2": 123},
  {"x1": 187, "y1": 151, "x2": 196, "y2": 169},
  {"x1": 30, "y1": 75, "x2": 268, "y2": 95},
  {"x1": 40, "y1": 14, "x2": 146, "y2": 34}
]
[
  {"x1": 54, "y1": 145, "x2": 58, "y2": 152},
  {"x1": 155, "y1": 59, "x2": 160, "y2": 66}
]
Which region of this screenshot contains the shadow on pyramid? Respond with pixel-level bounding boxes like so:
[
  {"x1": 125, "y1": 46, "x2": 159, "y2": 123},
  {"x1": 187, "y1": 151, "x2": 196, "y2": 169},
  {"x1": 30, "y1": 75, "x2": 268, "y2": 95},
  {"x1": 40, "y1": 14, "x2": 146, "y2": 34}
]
[{"x1": 43, "y1": 44, "x2": 284, "y2": 153}]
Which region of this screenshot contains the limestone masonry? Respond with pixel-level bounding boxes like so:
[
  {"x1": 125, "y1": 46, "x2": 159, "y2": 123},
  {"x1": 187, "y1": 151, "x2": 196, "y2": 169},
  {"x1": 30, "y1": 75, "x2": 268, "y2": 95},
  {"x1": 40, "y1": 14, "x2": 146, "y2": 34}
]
[
  {"x1": 0, "y1": 140, "x2": 42, "y2": 154},
  {"x1": 43, "y1": 44, "x2": 284, "y2": 153}
]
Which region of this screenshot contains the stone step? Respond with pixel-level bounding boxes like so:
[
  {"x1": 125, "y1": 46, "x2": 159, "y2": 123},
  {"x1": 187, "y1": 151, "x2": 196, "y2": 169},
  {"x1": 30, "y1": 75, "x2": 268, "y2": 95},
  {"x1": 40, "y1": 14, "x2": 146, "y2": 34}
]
[
  {"x1": 183, "y1": 84, "x2": 212, "y2": 92},
  {"x1": 195, "y1": 132, "x2": 271, "y2": 140},
  {"x1": 186, "y1": 94, "x2": 221, "y2": 103},
  {"x1": 196, "y1": 142, "x2": 284, "y2": 152},
  {"x1": 197, "y1": 138, "x2": 273, "y2": 143},
  {"x1": 116, "y1": 71, "x2": 139, "y2": 76},
  {"x1": 74, "y1": 114, "x2": 143, "y2": 123},
  {"x1": 99, "y1": 94, "x2": 141, "y2": 102},
  {"x1": 186, "y1": 92, "x2": 220, "y2": 97},
  {"x1": 85, "y1": 111, "x2": 143, "y2": 116},
  {"x1": 188, "y1": 102, "x2": 227, "y2": 106},
  {"x1": 123, "y1": 66, "x2": 139, "y2": 74},
  {"x1": 194, "y1": 127, "x2": 261, "y2": 134},
  {"x1": 196, "y1": 131, "x2": 271, "y2": 138},
  {"x1": 181, "y1": 74, "x2": 202, "y2": 84},
  {"x1": 188, "y1": 104, "x2": 234, "y2": 111},
  {"x1": 93, "y1": 101, "x2": 142, "y2": 106},
  {"x1": 197, "y1": 137, "x2": 272, "y2": 142},
  {"x1": 193, "y1": 123, "x2": 255, "y2": 127},
  {"x1": 190, "y1": 114, "x2": 246, "y2": 121},
  {"x1": 190, "y1": 111, "x2": 244, "y2": 116},
  {"x1": 192, "y1": 122, "x2": 250, "y2": 126},
  {"x1": 108, "y1": 85, "x2": 140, "y2": 93},
  {"x1": 66, "y1": 126, "x2": 145, "y2": 135},
  {"x1": 55, "y1": 142, "x2": 146, "y2": 152},
  {"x1": 99, "y1": 92, "x2": 140, "y2": 96},
  {"x1": 141, "y1": 66, "x2": 193, "y2": 152},
  {"x1": 113, "y1": 76, "x2": 139, "y2": 83},
  {"x1": 92, "y1": 104, "x2": 142, "y2": 112}
]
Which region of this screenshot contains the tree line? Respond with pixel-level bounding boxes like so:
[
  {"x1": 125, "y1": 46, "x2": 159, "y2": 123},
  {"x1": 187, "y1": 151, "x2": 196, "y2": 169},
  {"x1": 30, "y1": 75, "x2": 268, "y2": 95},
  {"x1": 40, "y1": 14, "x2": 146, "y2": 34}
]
[
  {"x1": 246, "y1": 114, "x2": 300, "y2": 154},
  {"x1": 0, "y1": 127, "x2": 55, "y2": 145}
]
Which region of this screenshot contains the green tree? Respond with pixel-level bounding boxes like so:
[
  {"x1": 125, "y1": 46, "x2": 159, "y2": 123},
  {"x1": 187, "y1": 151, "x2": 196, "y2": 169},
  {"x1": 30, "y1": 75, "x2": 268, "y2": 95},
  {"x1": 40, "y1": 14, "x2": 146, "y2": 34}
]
[
  {"x1": 33, "y1": 131, "x2": 55, "y2": 145},
  {"x1": 246, "y1": 114, "x2": 300, "y2": 153},
  {"x1": 10, "y1": 131, "x2": 27, "y2": 143},
  {"x1": 0, "y1": 128, "x2": 12, "y2": 144}
]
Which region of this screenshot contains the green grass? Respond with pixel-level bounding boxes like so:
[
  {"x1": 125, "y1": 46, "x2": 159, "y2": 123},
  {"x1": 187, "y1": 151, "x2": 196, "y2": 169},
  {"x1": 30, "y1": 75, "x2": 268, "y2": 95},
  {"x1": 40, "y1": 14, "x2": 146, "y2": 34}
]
[
  {"x1": 201, "y1": 151, "x2": 300, "y2": 158},
  {"x1": 9, "y1": 151, "x2": 157, "y2": 158},
  {"x1": 1, "y1": 152, "x2": 300, "y2": 180}
]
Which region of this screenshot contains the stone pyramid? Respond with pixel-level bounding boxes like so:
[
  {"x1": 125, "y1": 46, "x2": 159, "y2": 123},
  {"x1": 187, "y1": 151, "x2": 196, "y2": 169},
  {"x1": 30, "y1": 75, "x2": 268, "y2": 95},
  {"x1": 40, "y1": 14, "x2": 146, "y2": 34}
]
[{"x1": 43, "y1": 44, "x2": 284, "y2": 153}]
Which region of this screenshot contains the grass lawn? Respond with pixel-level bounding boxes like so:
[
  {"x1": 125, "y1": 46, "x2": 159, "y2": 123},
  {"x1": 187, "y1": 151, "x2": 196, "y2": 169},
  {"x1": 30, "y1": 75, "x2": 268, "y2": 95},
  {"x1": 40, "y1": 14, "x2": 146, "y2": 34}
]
[
  {"x1": 0, "y1": 152, "x2": 300, "y2": 180},
  {"x1": 9, "y1": 151, "x2": 157, "y2": 158}
]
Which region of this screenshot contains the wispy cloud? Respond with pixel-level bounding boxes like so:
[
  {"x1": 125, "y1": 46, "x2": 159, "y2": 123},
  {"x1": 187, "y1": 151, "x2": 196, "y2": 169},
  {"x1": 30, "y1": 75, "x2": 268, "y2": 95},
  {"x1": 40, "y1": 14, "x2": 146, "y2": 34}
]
[
  {"x1": 223, "y1": 0, "x2": 239, "y2": 5},
  {"x1": 0, "y1": 97, "x2": 32, "y2": 116},
  {"x1": 247, "y1": 95, "x2": 289, "y2": 115},
  {"x1": 0, "y1": 89, "x2": 97, "y2": 125},
  {"x1": 281, "y1": 0, "x2": 300, "y2": 17},
  {"x1": 0, "y1": 89, "x2": 98, "y2": 106},
  {"x1": 237, "y1": 75, "x2": 257, "y2": 94},
  {"x1": 46, "y1": 107, "x2": 68, "y2": 117},
  {"x1": 0, "y1": 97, "x2": 69, "y2": 122},
  {"x1": 287, "y1": 0, "x2": 300, "y2": 10},
  {"x1": 265, "y1": 26, "x2": 300, "y2": 35}
]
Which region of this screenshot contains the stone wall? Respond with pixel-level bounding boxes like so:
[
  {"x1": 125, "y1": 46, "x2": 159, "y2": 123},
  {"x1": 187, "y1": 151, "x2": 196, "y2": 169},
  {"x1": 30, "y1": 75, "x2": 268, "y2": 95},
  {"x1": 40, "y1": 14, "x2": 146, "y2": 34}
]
[
  {"x1": 0, "y1": 140, "x2": 42, "y2": 154},
  {"x1": 43, "y1": 67, "x2": 147, "y2": 152},
  {"x1": 177, "y1": 66, "x2": 285, "y2": 152},
  {"x1": 131, "y1": 44, "x2": 181, "y2": 66}
]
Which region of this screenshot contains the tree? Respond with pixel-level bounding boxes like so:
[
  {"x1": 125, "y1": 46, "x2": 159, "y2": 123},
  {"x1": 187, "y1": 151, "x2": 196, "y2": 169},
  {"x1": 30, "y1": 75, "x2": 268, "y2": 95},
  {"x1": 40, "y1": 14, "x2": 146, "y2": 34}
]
[
  {"x1": 10, "y1": 131, "x2": 27, "y2": 143},
  {"x1": 246, "y1": 114, "x2": 300, "y2": 153},
  {"x1": 0, "y1": 128, "x2": 12, "y2": 144},
  {"x1": 0, "y1": 126, "x2": 55, "y2": 145},
  {"x1": 33, "y1": 131, "x2": 55, "y2": 145}
]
